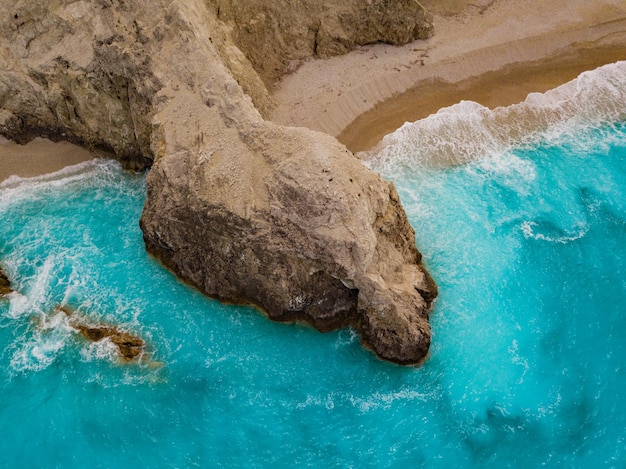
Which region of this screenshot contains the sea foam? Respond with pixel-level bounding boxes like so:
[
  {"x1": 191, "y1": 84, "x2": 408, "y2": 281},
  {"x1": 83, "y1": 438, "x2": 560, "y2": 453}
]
[{"x1": 367, "y1": 61, "x2": 626, "y2": 171}]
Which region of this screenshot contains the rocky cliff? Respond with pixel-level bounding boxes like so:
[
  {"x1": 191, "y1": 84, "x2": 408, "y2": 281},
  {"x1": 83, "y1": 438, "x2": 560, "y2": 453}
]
[
  {"x1": 0, "y1": 0, "x2": 437, "y2": 364},
  {"x1": 207, "y1": 0, "x2": 433, "y2": 87}
]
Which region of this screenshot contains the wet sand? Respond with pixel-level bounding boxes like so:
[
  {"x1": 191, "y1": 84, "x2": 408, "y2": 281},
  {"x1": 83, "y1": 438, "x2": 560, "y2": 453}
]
[
  {"x1": 0, "y1": 136, "x2": 95, "y2": 183},
  {"x1": 340, "y1": 46, "x2": 626, "y2": 153}
]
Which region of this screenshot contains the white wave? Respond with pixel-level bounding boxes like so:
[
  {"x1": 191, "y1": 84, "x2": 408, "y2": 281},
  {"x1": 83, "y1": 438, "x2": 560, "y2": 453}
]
[
  {"x1": 520, "y1": 220, "x2": 589, "y2": 244},
  {"x1": 473, "y1": 151, "x2": 536, "y2": 182},
  {"x1": 295, "y1": 387, "x2": 431, "y2": 413},
  {"x1": 4, "y1": 256, "x2": 58, "y2": 319},
  {"x1": 367, "y1": 61, "x2": 626, "y2": 171},
  {"x1": 348, "y1": 388, "x2": 430, "y2": 413},
  {"x1": 0, "y1": 158, "x2": 132, "y2": 210},
  {"x1": 0, "y1": 158, "x2": 104, "y2": 189},
  {"x1": 8, "y1": 309, "x2": 74, "y2": 373},
  {"x1": 6, "y1": 292, "x2": 32, "y2": 319},
  {"x1": 9, "y1": 336, "x2": 66, "y2": 372},
  {"x1": 79, "y1": 337, "x2": 120, "y2": 362}
]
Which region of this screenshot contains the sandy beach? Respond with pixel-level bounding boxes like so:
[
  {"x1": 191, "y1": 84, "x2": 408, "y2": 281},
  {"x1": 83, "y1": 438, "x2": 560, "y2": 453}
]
[
  {"x1": 0, "y1": 136, "x2": 95, "y2": 183},
  {"x1": 270, "y1": 0, "x2": 626, "y2": 152}
]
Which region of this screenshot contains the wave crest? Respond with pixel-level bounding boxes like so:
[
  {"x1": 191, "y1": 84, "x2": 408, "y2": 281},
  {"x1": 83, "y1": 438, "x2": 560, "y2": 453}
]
[{"x1": 366, "y1": 61, "x2": 626, "y2": 170}]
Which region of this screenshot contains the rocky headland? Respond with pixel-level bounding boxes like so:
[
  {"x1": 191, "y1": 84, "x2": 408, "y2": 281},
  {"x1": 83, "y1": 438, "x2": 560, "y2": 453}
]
[{"x1": 0, "y1": 0, "x2": 436, "y2": 364}]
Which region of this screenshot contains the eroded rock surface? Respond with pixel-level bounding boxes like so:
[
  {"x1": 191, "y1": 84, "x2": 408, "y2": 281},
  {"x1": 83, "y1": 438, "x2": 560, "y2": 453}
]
[
  {"x1": 0, "y1": 266, "x2": 12, "y2": 296},
  {"x1": 207, "y1": 0, "x2": 433, "y2": 87},
  {"x1": 0, "y1": 0, "x2": 437, "y2": 364},
  {"x1": 141, "y1": 120, "x2": 437, "y2": 363},
  {"x1": 57, "y1": 306, "x2": 146, "y2": 362}
]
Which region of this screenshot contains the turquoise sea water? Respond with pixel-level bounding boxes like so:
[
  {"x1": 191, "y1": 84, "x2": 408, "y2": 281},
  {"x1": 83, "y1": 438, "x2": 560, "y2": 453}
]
[{"x1": 1, "y1": 62, "x2": 626, "y2": 467}]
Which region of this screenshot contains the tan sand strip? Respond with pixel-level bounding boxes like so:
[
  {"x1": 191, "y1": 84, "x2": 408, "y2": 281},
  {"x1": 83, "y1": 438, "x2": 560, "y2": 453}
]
[{"x1": 0, "y1": 136, "x2": 94, "y2": 183}]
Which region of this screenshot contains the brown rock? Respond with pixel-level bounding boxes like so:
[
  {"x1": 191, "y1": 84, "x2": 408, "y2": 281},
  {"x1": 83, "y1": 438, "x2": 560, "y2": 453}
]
[
  {"x1": 141, "y1": 117, "x2": 438, "y2": 364},
  {"x1": 0, "y1": 266, "x2": 12, "y2": 296},
  {"x1": 1, "y1": 0, "x2": 437, "y2": 364},
  {"x1": 0, "y1": 0, "x2": 158, "y2": 168},
  {"x1": 57, "y1": 306, "x2": 146, "y2": 362},
  {"x1": 208, "y1": 0, "x2": 433, "y2": 87}
]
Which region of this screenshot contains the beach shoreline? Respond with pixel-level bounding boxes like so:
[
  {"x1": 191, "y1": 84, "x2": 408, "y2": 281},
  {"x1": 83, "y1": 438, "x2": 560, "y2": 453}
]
[
  {"x1": 0, "y1": 136, "x2": 95, "y2": 184},
  {"x1": 270, "y1": 0, "x2": 626, "y2": 152},
  {"x1": 340, "y1": 45, "x2": 626, "y2": 153}
]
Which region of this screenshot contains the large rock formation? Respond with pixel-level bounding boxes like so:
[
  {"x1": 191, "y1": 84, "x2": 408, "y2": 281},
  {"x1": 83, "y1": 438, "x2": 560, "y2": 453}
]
[
  {"x1": 141, "y1": 116, "x2": 437, "y2": 363},
  {"x1": 0, "y1": 0, "x2": 160, "y2": 169},
  {"x1": 0, "y1": 0, "x2": 437, "y2": 364},
  {"x1": 208, "y1": 0, "x2": 433, "y2": 87}
]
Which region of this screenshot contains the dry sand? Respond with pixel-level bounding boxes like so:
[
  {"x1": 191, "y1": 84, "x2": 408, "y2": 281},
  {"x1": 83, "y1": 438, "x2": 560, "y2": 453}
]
[
  {"x1": 0, "y1": 136, "x2": 95, "y2": 183},
  {"x1": 270, "y1": 0, "x2": 626, "y2": 152}
]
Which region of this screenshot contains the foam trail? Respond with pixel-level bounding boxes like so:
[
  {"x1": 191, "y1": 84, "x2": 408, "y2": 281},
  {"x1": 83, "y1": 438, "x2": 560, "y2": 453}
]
[
  {"x1": 366, "y1": 61, "x2": 626, "y2": 171},
  {"x1": 8, "y1": 306, "x2": 74, "y2": 373},
  {"x1": 6, "y1": 256, "x2": 56, "y2": 319}
]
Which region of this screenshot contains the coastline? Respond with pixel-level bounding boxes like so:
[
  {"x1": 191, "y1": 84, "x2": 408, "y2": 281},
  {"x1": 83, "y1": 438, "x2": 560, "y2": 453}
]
[
  {"x1": 340, "y1": 45, "x2": 626, "y2": 153},
  {"x1": 270, "y1": 0, "x2": 626, "y2": 152},
  {"x1": 0, "y1": 136, "x2": 95, "y2": 184},
  {"x1": 1, "y1": 1, "x2": 625, "y2": 180}
]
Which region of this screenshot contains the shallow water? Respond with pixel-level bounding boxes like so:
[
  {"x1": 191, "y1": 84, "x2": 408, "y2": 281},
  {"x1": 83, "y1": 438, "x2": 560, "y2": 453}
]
[{"x1": 1, "y1": 62, "x2": 626, "y2": 467}]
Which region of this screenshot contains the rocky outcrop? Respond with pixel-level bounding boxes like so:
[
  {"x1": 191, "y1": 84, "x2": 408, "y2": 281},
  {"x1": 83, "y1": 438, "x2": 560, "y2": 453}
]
[
  {"x1": 141, "y1": 117, "x2": 437, "y2": 363},
  {"x1": 207, "y1": 0, "x2": 433, "y2": 87},
  {"x1": 0, "y1": 0, "x2": 432, "y2": 149},
  {"x1": 0, "y1": 0, "x2": 437, "y2": 364},
  {"x1": 57, "y1": 306, "x2": 146, "y2": 362},
  {"x1": 0, "y1": 0, "x2": 161, "y2": 169},
  {"x1": 0, "y1": 265, "x2": 12, "y2": 296}
]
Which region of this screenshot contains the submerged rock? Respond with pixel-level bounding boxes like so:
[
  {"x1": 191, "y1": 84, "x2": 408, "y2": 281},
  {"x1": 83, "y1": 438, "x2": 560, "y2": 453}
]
[
  {"x1": 0, "y1": 265, "x2": 151, "y2": 363},
  {"x1": 0, "y1": 266, "x2": 12, "y2": 296},
  {"x1": 0, "y1": 0, "x2": 437, "y2": 364},
  {"x1": 57, "y1": 306, "x2": 146, "y2": 362}
]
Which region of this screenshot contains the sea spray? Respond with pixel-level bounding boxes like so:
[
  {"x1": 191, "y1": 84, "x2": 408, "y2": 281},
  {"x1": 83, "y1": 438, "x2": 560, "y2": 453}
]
[
  {"x1": 366, "y1": 60, "x2": 626, "y2": 170},
  {"x1": 0, "y1": 160, "x2": 151, "y2": 375}
]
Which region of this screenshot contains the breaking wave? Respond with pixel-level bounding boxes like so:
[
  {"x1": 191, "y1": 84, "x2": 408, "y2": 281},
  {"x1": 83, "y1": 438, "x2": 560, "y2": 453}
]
[{"x1": 367, "y1": 61, "x2": 626, "y2": 170}]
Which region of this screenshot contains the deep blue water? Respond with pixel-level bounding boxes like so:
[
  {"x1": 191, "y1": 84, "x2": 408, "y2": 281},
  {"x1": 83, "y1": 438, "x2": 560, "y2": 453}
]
[{"x1": 1, "y1": 62, "x2": 625, "y2": 467}]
